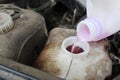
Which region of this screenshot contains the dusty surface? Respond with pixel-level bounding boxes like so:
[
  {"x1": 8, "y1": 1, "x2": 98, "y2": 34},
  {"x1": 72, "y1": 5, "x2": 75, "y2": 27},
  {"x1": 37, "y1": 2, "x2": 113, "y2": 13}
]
[
  {"x1": 34, "y1": 28, "x2": 112, "y2": 80},
  {"x1": 0, "y1": 56, "x2": 63, "y2": 80},
  {"x1": 0, "y1": 4, "x2": 48, "y2": 65}
]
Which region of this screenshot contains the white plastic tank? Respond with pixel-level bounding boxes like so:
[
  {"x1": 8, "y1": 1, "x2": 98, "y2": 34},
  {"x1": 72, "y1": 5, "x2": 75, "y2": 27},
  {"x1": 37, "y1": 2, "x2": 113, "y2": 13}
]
[{"x1": 34, "y1": 28, "x2": 112, "y2": 80}]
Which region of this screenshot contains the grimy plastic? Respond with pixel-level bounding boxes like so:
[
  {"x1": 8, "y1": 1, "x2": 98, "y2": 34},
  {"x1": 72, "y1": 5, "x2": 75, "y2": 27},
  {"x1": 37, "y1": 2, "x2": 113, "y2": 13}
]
[
  {"x1": 77, "y1": 0, "x2": 120, "y2": 42},
  {"x1": 34, "y1": 28, "x2": 112, "y2": 80}
]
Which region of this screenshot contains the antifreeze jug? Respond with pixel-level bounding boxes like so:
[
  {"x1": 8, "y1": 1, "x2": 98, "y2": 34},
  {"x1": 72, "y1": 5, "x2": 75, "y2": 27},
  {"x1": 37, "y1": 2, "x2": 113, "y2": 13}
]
[
  {"x1": 0, "y1": 4, "x2": 47, "y2": 65},
  {"x1": 34, "y1": 28, "x2": 112, "y2": 80},
  {"x1": 77, "y1": 0, "x2": 120, "y2": 42}
]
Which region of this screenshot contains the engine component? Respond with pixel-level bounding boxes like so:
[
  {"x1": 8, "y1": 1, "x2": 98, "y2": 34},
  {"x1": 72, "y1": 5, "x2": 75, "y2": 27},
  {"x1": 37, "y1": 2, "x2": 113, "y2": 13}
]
[
  {"x1": 0, "y1": 0, "x2": 13, "y2": 3},
  {"x1": 34, "y1": 28, "x2": 112, "y2": 80},
  {"x1": 107, "y1": 31, "x2": 120, "y2": 79},
  {"x1": 0, "y1": 4, "x2": 48, "y2": 65},
  {"x1": 0, "y1": 65, "x2": 38, "y2": 80},
  {"x1": 0, "y1": 56, "x2": 63, "y2": 80},
  {"x1": 57, "y1": 0, "x2": 85, "y2": 16},
  {"x1": 0, "y1": 13, "x2": 13, "y2": 34},
  {"x1": 27, "y1": 0, "x2": 56, "y2": 11}
]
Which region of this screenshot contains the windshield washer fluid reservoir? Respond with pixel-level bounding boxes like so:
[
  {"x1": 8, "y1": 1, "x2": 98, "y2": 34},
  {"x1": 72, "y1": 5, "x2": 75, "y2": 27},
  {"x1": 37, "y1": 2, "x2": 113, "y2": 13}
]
[{"x1": 34, "y1": 28, "x2": 112, "y2": 80}]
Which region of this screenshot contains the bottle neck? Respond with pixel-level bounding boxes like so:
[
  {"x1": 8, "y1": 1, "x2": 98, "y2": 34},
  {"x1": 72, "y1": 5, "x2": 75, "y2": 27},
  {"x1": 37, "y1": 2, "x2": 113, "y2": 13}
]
[{"x1": 77, "y1": 17, "x2": 102, "y2": 42}]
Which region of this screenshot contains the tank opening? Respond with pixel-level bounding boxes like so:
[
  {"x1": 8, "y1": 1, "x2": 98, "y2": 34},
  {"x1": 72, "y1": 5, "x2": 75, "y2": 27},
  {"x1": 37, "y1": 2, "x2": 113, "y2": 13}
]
[{"x1": 66, "y1": 44, "x2": 84, "y2": 54}]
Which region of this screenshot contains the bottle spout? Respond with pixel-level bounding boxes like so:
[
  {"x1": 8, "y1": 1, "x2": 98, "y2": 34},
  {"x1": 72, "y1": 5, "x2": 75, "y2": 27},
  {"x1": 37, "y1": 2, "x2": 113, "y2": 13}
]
[{"x1": 77, "y1": 18, "x2": 102, "y2": 42}]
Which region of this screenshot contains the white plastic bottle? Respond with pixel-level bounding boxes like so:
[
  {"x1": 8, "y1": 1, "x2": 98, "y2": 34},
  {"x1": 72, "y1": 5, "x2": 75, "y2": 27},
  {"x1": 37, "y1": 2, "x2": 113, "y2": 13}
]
[{"x1": 77, "y1": 0, "x2": 120, "y2": 41}]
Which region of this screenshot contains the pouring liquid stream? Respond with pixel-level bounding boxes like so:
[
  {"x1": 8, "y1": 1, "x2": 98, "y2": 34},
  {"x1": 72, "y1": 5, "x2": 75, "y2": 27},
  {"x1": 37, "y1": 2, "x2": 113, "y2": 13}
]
[
  {"x1": 66, "y1": 36, "x2": 84, "y2": 54},
  {"x1": 65, "y1": 36, "x2": 85, "y2": 78}
]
